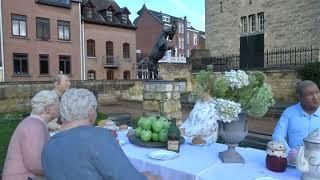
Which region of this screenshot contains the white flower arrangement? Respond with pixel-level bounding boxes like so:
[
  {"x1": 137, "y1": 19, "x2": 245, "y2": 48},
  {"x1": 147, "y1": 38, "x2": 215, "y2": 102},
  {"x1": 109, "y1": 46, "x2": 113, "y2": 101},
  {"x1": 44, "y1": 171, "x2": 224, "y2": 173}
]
[
  {"x1": 214, "y1": 98, "x2": 242, "y2": 123},
  {"x1": 193, "y1": 67, "x2": 275, "y2": 122},
  {"x1": 224, "y1": 70, "x2": 249, "y2": 89}
]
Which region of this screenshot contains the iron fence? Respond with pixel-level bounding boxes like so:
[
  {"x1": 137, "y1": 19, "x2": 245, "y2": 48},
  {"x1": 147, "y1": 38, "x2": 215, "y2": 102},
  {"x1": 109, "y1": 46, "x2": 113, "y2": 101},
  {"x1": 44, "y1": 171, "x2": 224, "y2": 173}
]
[{"x1": 192, "y1": 47, "x2": 320, "y2": 72}]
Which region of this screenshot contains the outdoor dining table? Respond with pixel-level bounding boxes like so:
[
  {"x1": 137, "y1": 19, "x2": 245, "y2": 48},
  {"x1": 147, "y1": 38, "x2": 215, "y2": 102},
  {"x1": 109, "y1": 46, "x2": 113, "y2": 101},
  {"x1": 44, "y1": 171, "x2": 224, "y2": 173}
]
[{"x1": 118, "y1": 131, "x2": 301, "y2": 180}]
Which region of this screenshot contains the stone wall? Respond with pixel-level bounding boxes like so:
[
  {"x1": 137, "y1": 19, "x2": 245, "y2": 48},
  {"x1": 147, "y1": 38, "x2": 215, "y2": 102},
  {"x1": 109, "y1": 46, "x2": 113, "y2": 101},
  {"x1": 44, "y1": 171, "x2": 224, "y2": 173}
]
[
  {"x1": 206, "y1": 0, "x2": 320, "y2": 56},
  {"x1": 0, "y1": 80, "x2": 144, "y2": 113},
  {"x1": 191, "y1": 69, "x2": 300, "y2": 104},
  {"x1": 159, "y1": 63, "x2": 192, "y2": 91},
  {"x1": 143, "y1": 81, "x2": 186, "y2": 123}
]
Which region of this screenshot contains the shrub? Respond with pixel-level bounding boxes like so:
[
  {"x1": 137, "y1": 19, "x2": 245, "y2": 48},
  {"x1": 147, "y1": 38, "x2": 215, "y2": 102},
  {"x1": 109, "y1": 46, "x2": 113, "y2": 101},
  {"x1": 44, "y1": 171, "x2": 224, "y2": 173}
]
[{"x1": 297, "y1": 62, "x2": 320, "y2": 87}]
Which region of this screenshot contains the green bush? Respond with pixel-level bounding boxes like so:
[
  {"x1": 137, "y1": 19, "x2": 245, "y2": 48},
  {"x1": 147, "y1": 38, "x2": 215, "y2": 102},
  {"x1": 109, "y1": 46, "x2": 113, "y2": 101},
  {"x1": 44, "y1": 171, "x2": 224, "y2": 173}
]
[
  {"x1": 297, "y1": 62, "x2": 320, "y2": 87},
  {"x1": 0, "y1": 112, "x2": 24, "y2": 170}
]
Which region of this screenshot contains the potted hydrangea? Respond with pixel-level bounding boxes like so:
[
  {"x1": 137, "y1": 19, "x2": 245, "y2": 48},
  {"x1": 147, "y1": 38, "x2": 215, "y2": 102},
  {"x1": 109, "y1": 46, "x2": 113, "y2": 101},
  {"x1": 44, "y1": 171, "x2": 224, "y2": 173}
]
[{"x1": 193, "y1": 65, "x2": 275, "y2": 163}]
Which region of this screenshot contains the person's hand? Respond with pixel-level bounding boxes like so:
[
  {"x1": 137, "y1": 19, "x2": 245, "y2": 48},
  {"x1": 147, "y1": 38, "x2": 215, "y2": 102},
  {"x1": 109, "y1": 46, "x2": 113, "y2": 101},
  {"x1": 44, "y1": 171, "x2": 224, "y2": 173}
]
[
  {"x1": 288, "y1": 148, "x2": 298, "y2": 165},
  {"x1": 143, "y1": 171, "x2": 161, "y2": 180}
]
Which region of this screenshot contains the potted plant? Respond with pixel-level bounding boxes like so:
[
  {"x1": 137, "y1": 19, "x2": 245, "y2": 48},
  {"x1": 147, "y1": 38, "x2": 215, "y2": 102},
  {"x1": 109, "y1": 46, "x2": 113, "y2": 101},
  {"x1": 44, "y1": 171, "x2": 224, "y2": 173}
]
[{"x1": 193, "y1": 65, "x2": 275, "y2": 163}]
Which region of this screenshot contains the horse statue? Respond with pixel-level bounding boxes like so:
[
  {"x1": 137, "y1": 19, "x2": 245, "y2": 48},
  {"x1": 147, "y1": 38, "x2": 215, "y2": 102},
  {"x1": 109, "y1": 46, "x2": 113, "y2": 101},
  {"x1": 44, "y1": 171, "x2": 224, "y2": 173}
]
[{"x1": 147, "y1": 21, "x2": 177, "y2": 79}]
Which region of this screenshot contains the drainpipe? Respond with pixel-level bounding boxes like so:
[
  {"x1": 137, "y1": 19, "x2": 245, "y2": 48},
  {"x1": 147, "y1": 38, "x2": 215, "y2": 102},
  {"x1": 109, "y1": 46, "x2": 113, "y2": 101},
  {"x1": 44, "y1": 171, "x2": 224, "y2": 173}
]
[
  {"x1": 78, "y1": 3, "x2": 84, "y2": 80},
  {"x1": 183, "y1": 16, "x2": 188, "y2": 58},
  {"x1": 81, "y1": 22, "x2": 86, "y2": 80},
  {"x1": 0, "y1": 0, "x2": 5, "y2": 81}
]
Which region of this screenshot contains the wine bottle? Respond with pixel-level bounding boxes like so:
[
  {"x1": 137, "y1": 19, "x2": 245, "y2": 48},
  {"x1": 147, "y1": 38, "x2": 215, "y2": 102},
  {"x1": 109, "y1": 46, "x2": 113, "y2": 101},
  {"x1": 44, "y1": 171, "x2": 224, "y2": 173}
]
[{"x1": 167, "y1": 118, "x2": 180, "y2": 152}]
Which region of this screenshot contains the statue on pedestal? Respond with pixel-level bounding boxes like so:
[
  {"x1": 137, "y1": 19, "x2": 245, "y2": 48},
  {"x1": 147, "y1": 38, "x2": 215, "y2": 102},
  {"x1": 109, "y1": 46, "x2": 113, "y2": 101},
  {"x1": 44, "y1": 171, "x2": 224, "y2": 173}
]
[{"x1": 147, "y1": 21, "x2": 177, "y2": 79}]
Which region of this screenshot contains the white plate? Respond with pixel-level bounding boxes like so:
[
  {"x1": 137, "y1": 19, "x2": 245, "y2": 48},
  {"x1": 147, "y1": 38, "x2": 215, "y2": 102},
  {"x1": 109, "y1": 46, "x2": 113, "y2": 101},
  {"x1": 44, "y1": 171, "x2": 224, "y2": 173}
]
[
  {"x1": 119, "y1": 140, "x2": 126, "y2": 146},
  {"x1": 288, "y1": 162, "x2": 296, "y2": 167},
  {"x1": 148, "y1": 150, "x2": 178, "y2": 160}
]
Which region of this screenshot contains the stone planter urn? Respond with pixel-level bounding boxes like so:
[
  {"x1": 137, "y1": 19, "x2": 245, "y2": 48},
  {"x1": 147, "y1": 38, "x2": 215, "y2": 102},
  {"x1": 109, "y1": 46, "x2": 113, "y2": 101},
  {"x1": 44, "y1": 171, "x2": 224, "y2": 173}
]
[
  {"x1": 297, "y1": 128, "x2": 320, "y2": 180},
  {"x1": 218, "y1": 113, "x2": 248, "y2": 163}
]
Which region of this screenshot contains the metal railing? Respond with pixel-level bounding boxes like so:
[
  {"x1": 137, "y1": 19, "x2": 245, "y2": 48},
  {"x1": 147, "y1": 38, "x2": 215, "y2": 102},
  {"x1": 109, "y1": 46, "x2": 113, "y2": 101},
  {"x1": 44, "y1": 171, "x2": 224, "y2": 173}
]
[{"x1": 192, "y1": 47, "x2": 320, "y2": 72}]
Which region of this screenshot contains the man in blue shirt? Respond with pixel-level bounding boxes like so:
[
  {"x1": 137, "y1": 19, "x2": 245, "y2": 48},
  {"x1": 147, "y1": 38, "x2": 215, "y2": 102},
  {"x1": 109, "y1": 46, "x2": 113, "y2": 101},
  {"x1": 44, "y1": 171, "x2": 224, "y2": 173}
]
[
  {"x1": 272, "y1": 80, "x2": 320, "y2": 163},
  {"x1": 42, "y1": 89, "x2": 158, "y2": 180}
]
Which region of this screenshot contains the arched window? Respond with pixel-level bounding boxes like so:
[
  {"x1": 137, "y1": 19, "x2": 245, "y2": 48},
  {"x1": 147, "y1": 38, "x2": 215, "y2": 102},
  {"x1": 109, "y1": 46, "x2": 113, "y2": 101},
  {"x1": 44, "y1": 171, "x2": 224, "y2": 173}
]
[
  {"x1": 123, "y1": 43, "x2": 130, "y2": 58},
  {"x1": 87, "y1": 39, "x2": 95, "y2": 57},
  {"x1": 106, "y1": 41, "x2": 114, "y2": 64},
  {"x1": 107, "y1": 70, "x2": 114, "y2": 80},
  {"x1": 87, "y1": 70, "x2": 96, "y2": 80},
  {"x1": 123, "y1": 70, "x2": 130, "y2": 79}
]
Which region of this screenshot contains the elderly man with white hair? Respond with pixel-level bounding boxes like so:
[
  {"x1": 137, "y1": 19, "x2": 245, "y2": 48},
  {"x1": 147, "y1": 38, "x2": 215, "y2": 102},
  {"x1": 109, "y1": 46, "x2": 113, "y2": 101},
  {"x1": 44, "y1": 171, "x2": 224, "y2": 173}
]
[
  {"x1": 47, "y1": 74, "x2": 71, "y2": 131},
  {"x1": 2, "y1": 90, "x2": 59, "y2": 180},
  {"x1": 42, "y1": 88, "x2": 157, "y2": 180}
]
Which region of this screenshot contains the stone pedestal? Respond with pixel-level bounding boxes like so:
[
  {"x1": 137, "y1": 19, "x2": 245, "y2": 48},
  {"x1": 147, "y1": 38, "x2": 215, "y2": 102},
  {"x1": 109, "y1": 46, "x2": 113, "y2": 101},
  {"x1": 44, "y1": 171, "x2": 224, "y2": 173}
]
[{"x1": 143, "y1": 80, "x2": 186, "y2": 124}]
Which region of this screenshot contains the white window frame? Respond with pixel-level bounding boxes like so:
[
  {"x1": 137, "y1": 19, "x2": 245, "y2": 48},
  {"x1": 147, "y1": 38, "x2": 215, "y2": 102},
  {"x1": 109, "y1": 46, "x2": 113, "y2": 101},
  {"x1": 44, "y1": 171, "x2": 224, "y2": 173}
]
[
  {"x1": 12, "y1": 14, "x2": 27, "y2": 37},
  {"x1": 241, "y1": 16, "x2": 248, "y2": 34},
  {"x1": 258, "y1": 12, "x2": 264, "y2": 32},
  {"x1": 106, "y1": 10, "x2": 113, "y2": 21},
  {"x1": 248, "y1": 14, "x2": 256, "y2": 33},
  {"x1": 193, "y1": 33, "x2": 197, "y2": 45},
  {"x1": 162, "y1": 15, "x2": 170, "y2": 22}
]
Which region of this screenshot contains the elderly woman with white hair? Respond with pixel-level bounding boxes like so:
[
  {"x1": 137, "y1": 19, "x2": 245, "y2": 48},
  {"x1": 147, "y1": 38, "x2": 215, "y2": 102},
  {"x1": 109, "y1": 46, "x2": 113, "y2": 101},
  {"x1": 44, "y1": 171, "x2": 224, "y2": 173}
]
[
  {"x1": 42, "y1": 88, "x2": 157, "y2": 180},
  {"x1": 2, "y1": 90, "x2": 59, "y2": 180}
]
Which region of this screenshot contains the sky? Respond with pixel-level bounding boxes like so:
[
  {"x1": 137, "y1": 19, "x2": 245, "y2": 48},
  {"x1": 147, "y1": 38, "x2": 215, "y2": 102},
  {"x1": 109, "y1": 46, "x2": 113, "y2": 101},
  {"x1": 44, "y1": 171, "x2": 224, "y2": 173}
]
[{"x1": 116, "y1": 0, "x2": 205, "y2": 31}]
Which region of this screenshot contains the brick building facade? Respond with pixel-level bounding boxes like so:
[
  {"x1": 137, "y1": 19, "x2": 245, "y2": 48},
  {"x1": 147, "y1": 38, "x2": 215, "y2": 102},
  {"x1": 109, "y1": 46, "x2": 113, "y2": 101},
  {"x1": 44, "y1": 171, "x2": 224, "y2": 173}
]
[
  {"x1": 1, "y1": 0, "x2": 82, "y2": 81},
  {"x1": 0, "y1": 0, "x2": 136, "y2": 81},
  {"x1": 82, "y1": 0, "x2": 136, "y2": 80},
  {"x1": 206, "y1": 0, "x2": 320, "y2": 56},
  {"x1": 134, "y1": 4, "x2": 202, "y2": 62}
]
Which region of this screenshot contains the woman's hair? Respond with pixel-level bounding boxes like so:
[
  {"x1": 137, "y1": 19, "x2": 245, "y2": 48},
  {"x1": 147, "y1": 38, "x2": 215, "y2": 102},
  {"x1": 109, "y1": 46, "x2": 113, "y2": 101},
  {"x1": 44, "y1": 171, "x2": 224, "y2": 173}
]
[
  {"x1": 31, "y1": 90, "x2": 59, "y2": 115},
  {"x1": 60, "y1": 88, "x2": 97, "y2": 122}
]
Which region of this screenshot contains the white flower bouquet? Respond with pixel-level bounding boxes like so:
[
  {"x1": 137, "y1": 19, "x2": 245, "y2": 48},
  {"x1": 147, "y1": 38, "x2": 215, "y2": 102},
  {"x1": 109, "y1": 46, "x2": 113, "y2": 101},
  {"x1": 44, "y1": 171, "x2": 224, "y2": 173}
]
[{"x1": 193, "y1": 66, "x2": 275, "y2": 122}]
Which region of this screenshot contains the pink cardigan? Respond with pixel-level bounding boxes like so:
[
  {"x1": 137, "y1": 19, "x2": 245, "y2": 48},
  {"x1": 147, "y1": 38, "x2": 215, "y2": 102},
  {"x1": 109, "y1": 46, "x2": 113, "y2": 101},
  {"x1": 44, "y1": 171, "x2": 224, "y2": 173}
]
[{"x1": 2, "y1": 116, "x2": 49, "y2": 180}]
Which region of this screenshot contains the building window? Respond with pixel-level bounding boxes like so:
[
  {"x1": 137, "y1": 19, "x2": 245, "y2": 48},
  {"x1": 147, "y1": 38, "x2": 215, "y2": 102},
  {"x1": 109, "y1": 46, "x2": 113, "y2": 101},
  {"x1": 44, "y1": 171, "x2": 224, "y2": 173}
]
[
  {"x1": 11, "y1": 14, "x2": 27, "y2": 37},
  {"x1": 181, "y1": 38, "x2": 184, "y2": 49},
  {"x1": 59, "y1": 55, "x2": 71, "y2": 74},
  {"x1": 258, "y1": 12, "x2": 264, "y2": 32},
  {"x1": 36, "y1": 0, "x2": 71, "y2": 8},
  {"x1": 241, "y1": 16, "x2": 248, "y2": 34},
  {"x1": 87, "y1": 70, "x2": 96, "y2": 80},
  {"x1": 187, "y1": 32, "x2": 189, "y2": 45},
  {"x1": 58, "y1": 20, "x2": 70, "y2": 41},
  {"x1": 123, "y1": 70, "x2": 130, "y2": 79},
  {"x1": 106, "y1": 41, "x2": 114, "y2": 64},
  {"x1": 180, "y1": 24, "x2": 184, "y2": 34},
  {"x1": 123, "y1": 43, "x2": 130, "y2": 58},
  {"x1": 248, "y1": 14, "x2": 256, "y2": 33},
  {"x1": 178, "y1": 37, "x2": 181, "y2": 49},
  {"x1": 106, "y1": 10, "x2": 112, "y2": 22},
  {"x1": 39, "y1": 54, "x2": 49, "y2": 74},
  {"x1": 36, "y1": 17, "x2": 50, "y2": 40},
  {"x1": 122, "y1": 14, "x2": 128, "y2": 24},
  {"x1": 162, "y1": 15, "x2": 170, "y2": 22},
  {"x1": 87, "y1": 39, "x2": 95, "y2": 57},
  {"x1": 86, "y1": 7, "x2": 93, "y2": 18},
  {"x1": 193, "y1": 34, "x2": 197, "y2": 45},
  {"x1": 107, "y1": 70, "x2": 114, "y2": 80},
  {"x1": 13, "y1": 53, "x2": 28, "y2": 75}
]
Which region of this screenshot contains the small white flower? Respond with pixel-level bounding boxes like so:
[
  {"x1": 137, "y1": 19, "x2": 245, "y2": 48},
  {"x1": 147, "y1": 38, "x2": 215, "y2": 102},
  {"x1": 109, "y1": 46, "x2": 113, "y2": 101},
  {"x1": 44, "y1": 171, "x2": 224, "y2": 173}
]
[
  {"x1": 225, "y1": 69, "x2": 249, "y2": 89},
  {"x1": 214, "y1": 99, "x2": 242, "y2": 123}
]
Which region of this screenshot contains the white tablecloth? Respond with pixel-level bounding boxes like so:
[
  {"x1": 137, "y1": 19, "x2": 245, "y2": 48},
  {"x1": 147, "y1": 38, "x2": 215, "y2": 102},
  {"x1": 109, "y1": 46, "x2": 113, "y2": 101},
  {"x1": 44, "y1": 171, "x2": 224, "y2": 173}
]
[{"x1": 118, "y1": 132, "x2": 301, "y2": 180}]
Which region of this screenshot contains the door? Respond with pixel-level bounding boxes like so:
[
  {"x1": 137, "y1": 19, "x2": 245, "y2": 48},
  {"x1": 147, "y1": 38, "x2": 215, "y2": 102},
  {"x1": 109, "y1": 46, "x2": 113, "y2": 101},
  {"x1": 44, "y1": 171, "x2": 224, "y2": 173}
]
[{"x1": 240, "y1": 34, "x2": 264, "y2": 68}]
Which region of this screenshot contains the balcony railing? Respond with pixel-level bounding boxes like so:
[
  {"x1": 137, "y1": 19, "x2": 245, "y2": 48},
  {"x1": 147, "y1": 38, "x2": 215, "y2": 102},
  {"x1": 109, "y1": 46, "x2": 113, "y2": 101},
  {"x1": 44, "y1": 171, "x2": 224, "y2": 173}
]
[{"x1": 102, "y1": 56, "x2": 119, "y2": 68}]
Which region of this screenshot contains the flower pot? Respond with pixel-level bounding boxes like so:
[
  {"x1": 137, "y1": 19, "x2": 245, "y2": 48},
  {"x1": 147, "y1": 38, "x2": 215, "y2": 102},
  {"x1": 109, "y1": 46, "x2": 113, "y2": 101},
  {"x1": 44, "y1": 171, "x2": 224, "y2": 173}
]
[{"x1": 218, "y1": 113, "x2": 248, "y2": 163}]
